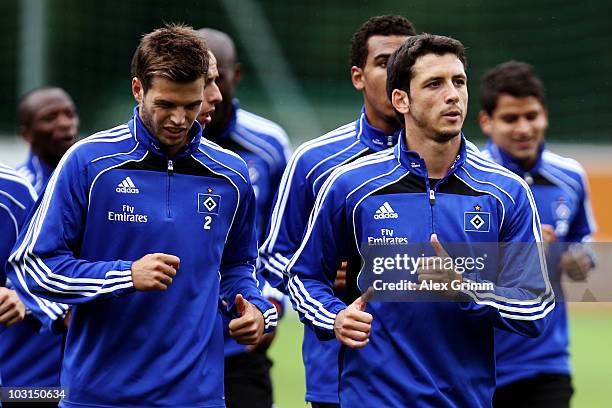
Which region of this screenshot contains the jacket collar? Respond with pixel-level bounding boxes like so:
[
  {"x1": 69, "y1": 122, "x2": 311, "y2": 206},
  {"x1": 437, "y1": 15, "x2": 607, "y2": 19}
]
[
  {"x1": 27, "y1": 152, "x2": 53, "y2": 182},
  {"x1": 485, "y1": 140, "x2": 544, "y2": 177},
  {"x1": 128, "y1": 106, "x2": 203, "y2": 158},
  {"x1": 395, "y1": 131, "x2": 467, "y2": 179},
  {"x1": 355, "y1": 106, "x2": 400, "y2": 152}
]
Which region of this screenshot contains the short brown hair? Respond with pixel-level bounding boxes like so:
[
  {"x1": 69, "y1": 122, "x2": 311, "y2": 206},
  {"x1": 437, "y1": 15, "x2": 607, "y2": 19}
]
[
  {"x1": 131, "y1": 23, "x2": 209, "y2": 92},
  {"x1": 386, "y1": 33, "x2": 467, "y2": 101}
]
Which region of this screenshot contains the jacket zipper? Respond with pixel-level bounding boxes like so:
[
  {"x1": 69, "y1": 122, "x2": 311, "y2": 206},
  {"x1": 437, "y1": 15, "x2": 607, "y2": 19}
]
[
  {"x1": 167, "y1": 159, "x2": 173, "y2": 218},
  {"x1": 428, "y1": 183, "x2": 436, "y2": 235}
]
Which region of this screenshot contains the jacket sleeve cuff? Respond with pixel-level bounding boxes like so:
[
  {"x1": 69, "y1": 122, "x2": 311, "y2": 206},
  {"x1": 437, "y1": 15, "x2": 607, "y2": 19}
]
[
  {"x1": 111, "y1": 261, "x2": 135, "y2": 297},
  {"x1": 311, "y1": 300, "x2": 346, "y2": 341},
  {"x1": 246, "y1": 296, "x2": 278, "y2": 333}
]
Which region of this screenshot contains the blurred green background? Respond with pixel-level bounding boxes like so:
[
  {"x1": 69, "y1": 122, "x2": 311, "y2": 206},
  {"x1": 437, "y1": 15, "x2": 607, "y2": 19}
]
[{"x1": 1, "y1": 0, "x2": 611, "y2": 144}]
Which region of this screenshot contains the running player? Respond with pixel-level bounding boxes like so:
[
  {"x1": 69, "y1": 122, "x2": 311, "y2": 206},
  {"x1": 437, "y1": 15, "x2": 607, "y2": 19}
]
[
  {"x1": 1, "y1": 164, "x2": 69, "y2": 408},
  {"x1": 287, "y1": 34, "x2": 554, "y2": 407},
  {"x1": 0, "y1": 86, "x2": 78, "y2": 399},
  {"x1": 260, "y1": 15, "x2": 415, "y2": 408},
  {"x1": 197, "y1": 27, "x2": 290, "y2": 408},
  {"x1": 479, "y1": 60, "x2": 596, "y2": 408},
  {"x1": 7, "y1": 24, "x2": 276, "y2": 407}
]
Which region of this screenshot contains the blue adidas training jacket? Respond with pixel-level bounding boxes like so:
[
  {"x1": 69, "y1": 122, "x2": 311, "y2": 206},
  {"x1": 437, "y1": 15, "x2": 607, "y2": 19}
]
[
  {"x1": 1, "y1": 165, "x2": 68, "y2": 388},
  {"x1": 483, "y1": 142, "x2": 596, "y2": 388},
  {"x1": 205, "y1": 101, "x2": 291, "y2": 358},
  {"x1": 16, "y1": 152, "x2": 54, "y2": 193},
  {"x1": 7, "y1": 109, "x2": 277, "y2": 407},
  {"x1": 0, "y1": 153, "x2": 64, "y2": 388},
  {"x1": 287, "y1": 134, "x2": 554, "y2": 407},
  {"x1": 260, "y1": 108, "x2": 399, "y2": 403}
]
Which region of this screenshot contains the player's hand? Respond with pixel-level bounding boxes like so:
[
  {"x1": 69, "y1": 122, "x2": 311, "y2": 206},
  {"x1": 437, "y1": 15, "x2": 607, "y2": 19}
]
[
  {"x1": 334, "y1": 261, "x2": 347, "y2": 291},
  {"x1": 0, "y1": 288, "x2": 26, "y2": 326},
  {"x1": 541, "y1": 224, "x2": 557, "y2": 254},
  {"x1": 131, "y1": 253, "x2": 180, "y2": 291},
  {"x1": 246, "y1": 297, "x2": 281, "y2": 352},
  {"x1": 560, "y1": 245, "x2": 594, "y2": 281},
  {"x1": 246, "y1": 331, "x2": 277, "y2": 352},
  {"x1": 229, "y1": 294, "x2": 265, "y2": 345},
  {"x1": 64, "y1": 308, "x2": 72, "y2": 329},
  {"x1": 416, "y1": 234, "x2": 462, "y2": 300},
  {"x1": 334, "y1": 288, "x2": 373, "y2": 349},
  {"x1": 541, "y1": 224, "x2": 557, "y2": 244}
]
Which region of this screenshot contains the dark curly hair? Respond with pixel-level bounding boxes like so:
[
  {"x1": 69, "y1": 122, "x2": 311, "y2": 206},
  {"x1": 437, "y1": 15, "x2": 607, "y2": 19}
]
[{"x1": 350, "y1": 15, "x2": 416, "y2": 69}]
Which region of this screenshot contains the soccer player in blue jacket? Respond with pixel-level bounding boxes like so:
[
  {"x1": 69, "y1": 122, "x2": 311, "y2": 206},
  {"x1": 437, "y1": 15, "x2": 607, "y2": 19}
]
[
  {"x1": 478, "y1": 61, "x2": 596, "y2": 408},
  {"x1": 7, "y1": 24, "x2": 277, "y2": 408},
  {"x1": 0, "y1": 86, "x2": 78, "y2": 398},
  {"x1": 1, "y1": 165, "x2": 69, "y2": 396},
  {"x1": 0, "y1": 165, "x2": 34, "y2": 331},
  {"x1": 259, "y1": 15, "x2": 415, "y2": 407},
  {"x1": 286, "y1": 34, "x2": 554, "y2": 407},
  {"x1": 197, "y1": 28, "x2": 291, "y2": 408},
  {"x1": 15, "y1": 87, "x2": 79, "y2": 192}
]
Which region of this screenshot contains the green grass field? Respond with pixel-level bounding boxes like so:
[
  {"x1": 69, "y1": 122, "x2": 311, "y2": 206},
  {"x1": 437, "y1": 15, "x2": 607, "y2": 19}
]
[
  {"x1": 268, "y1": 305, "x2": 612, "y2": 407},
  {"x1": 567, "y1": 305, "x2": 612, "y2": 407}
]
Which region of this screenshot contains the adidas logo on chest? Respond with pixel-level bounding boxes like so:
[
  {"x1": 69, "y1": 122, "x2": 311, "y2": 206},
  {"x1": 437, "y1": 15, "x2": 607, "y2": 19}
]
[
  {"x1": 374, "y1": 201, "x2": 398, "y2": 219},
  {"x1": 116, "y1": 176, "x2": 140, "y2": 194}
]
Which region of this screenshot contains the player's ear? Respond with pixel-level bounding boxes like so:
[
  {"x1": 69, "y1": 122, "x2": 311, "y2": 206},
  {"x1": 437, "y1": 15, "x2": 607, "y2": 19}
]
[
  {"x1": 392, "y1": 89, "x2": 409, "y2": 115},
  {"x1": 233, "y1": 63, "x2": 242, "y2": 87},
  {"x1": 542, "y1": 106, "x2": 549, "y2": 129},
  {"x1": 19, "y1": 125, "x2": 33, "y2": 144},
  {"x1": 478, "y1": 110, "x2": 492, "y2": 135},
  {"x1": 132, "y1": 77, "x2": 144, "y2": 104},
  {"x1": 351, "y1": 66, "x2": 365, "y2": 91}
]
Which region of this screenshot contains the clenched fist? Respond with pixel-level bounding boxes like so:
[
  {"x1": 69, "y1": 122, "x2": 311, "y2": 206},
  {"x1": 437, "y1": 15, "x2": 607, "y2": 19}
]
[
  {"x1": 131, "y1": 253, "x2": 180, "y2": 291},
  {"x1": 0, "y1": 287, "x2": 26, "y2": 326}
]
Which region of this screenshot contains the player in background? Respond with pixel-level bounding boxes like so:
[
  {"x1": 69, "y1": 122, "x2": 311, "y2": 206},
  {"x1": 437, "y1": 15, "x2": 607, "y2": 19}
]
[
  {"x1": 259, "y1": 15, "x2": 415, "y2": 408},
  {"x1": 0, "y1": 87, "x2": 78, "y2": 400},
  {"x1": 1, "y1": 164, "x2": 69, "y2": 408},
  {"x1": 0, "y1": 165, "x2": 31, "y2": 393},
  {"x1": 479, "y1": 61, "x2": 596, "y2": 408},
  {"x1": 286, "y1": 33, "x2": 554, "y2": 407},
  {"x1": 196, "y1": 28, "x2": 291, "y2": 408},
  {"x1": 6, "y1": 24, "x2": 276, "y2": 407},
  {"x1": 15, "y1": 87, "x2": 79, "y2": 192}
]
